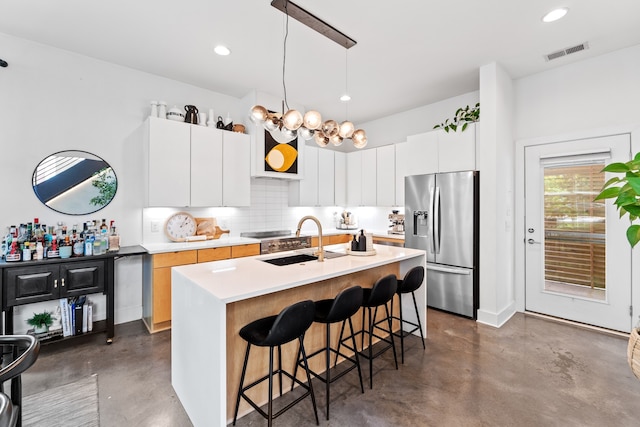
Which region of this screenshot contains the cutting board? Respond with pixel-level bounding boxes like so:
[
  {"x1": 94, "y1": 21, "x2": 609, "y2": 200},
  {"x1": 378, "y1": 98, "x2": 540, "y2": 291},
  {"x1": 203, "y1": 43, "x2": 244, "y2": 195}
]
[{"x1": 195, "y1": 217, "x2": 229, "y2": 240}]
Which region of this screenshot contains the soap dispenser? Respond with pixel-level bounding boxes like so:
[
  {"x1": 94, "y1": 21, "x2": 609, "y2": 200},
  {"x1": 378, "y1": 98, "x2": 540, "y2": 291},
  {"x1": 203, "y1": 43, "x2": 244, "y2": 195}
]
[
  {"x1": 358, "y1": 230, "x2": 367, "y2": 251},
  {"x1": 351, "y1": 234, "x2": 359, "y2": 251}
]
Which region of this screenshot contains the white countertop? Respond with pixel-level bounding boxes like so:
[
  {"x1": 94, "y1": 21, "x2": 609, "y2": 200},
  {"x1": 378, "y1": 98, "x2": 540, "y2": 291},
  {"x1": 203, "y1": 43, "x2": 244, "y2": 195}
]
[
  {"x1": 142, "y1": 229, "x2": 403, "y2": 254},
  {"x1": 142, "y1": 237, "x2": 260, "y2": 254},
  {"x1": 172, "y1": 243, "x2": 424, "y2": 304}
]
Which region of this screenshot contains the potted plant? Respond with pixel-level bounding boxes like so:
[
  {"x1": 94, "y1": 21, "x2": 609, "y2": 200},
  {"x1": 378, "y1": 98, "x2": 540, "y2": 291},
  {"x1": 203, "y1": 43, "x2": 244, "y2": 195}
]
[
  {"x1": 27, "y1": 311, "x2": 55, "y2": 334},
  {"x1": 433, "y1": 103, "x2": 480, "y2": 133},
  {"x1": 594, "y1": 152, "x2": 640, "y2": 379}
]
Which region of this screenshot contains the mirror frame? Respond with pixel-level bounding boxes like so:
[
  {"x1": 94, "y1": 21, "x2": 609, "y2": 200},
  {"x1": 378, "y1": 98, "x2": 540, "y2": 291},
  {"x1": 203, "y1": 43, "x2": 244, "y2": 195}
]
[{"x1": 32, "y1": 150, "x2": 118, "y2": 215}]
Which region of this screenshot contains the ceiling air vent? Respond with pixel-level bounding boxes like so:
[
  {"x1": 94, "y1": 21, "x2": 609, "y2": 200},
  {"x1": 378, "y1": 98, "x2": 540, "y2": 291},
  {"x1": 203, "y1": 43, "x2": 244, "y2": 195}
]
[{"x1": 545, "y1": 42, "x2": 589, "y2": 62}]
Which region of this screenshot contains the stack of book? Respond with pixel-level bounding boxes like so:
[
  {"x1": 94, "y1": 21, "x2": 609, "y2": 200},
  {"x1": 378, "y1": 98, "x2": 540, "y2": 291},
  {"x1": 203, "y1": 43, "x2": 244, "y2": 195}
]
[{"x1": 59, "y1": 296, "x2": 93, "y2": 337}]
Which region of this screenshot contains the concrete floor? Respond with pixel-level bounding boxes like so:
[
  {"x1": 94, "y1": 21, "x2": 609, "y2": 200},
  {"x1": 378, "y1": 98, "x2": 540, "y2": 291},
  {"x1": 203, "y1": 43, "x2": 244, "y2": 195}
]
[{"x1": 22, "y1": 309, "x2": 640, "y2": 426}]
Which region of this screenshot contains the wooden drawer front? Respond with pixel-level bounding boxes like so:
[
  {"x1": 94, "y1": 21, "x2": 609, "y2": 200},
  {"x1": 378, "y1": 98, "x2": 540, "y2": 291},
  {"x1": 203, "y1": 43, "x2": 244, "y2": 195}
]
[
  {"x1": 330, "y1": 234, "x2": 351, "y2": 244},
  {"x1": 153, "y1": 267, "x2": 172, "y2": 324},
  {"x1": 231, "y1": 244, "x2": 260, "y2": 258},
  {"x1": 153, "y1": 250, "x2": 197, "y2": 268},
  {"x1": 5, "y1": 265, "x2": 56, "y2": 307},
  {"x1": 60, "y1": 260, "x2": 105, "y2": 297},
  {"x1": 198, "y1": 247, "x2": 231, "y2": 263}
]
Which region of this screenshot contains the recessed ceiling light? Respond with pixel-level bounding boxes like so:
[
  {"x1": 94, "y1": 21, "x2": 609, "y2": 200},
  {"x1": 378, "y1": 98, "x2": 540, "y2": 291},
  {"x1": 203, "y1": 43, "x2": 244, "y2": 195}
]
[
  {"x1": 542, "y1": 7, "x2": 568, "y2": 23},
  {"x1": 214, "y1": 45, "x2": 231, "y2": 56},
  {"x1": 340, "y1": 94, "x2": 351, "y2": 102}
]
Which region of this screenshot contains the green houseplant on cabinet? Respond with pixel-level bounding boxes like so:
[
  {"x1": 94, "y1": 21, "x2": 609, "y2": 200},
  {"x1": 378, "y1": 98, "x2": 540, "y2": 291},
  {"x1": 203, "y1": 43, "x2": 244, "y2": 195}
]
[
  {"x1": 433, "y1": 103, "x2": 480, "y2": 133},
  {"x1": 594, "y1": 151, "x2": 640, "y2": 379},
  {"x1": 27, "y1": 311, "x2": 55, "y2": 334}
]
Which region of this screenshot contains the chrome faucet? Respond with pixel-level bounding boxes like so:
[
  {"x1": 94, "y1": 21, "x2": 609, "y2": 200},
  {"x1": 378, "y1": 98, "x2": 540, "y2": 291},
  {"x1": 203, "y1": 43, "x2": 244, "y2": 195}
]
[{"x1": 296, "y1": 215, "x2": 324, "y2": 262}]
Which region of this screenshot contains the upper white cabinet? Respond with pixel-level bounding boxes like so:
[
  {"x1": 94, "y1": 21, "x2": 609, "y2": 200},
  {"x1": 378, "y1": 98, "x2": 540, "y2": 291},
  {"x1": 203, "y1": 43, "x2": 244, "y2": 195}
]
[
  {"x1": 361, "y1": 149, "x2": 377, "y2": 206},
  {"x1": 376, "y1": 145, "x2": 396, "y2": 206},
  {"x1": 221, "y1": 129, "x2": 251, "y2": 207},
  {"x1": 346, "y1": 151, "x2": 362, "y2": 206},
  {"x1": 289, "y1": 145, "x2": 319, "y2": 206},
  {"x1": 289, "y1": 146, "x2": 338, "y2": 206},
  {"x1": 437, "y1": 123, "x2": 476, "y2": 172},
  {"x1": 318, "y1": 149, "x2": 335, "y2": 206},
  {"x1": 143, "y1": 117, "x2": 250, "y2": 207},
  {"x1": 394, "y1": 142, "x2": 408, "y2": 206},
  {"x1": 145, "y1": 117, "x2": 191, "y2": 207},
  {"x1": 334, "y1": 152, "x2": 346, "y2": 206}
]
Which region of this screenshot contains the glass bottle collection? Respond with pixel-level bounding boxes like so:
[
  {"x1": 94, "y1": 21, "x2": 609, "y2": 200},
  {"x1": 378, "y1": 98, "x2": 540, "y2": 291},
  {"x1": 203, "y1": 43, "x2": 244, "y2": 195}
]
[{"x1": 1, "y1": 218, "x2": 120, "y2": 262}]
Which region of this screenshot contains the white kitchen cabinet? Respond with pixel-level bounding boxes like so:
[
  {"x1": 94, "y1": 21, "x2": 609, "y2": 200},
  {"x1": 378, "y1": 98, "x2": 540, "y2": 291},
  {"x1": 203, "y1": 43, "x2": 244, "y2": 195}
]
[
  {"x1": 289, "y1": 147, "x2": 337, "y2": 206},
  {"x1": 289, "y1": 145, "x2": 319, "y2": 206},
  {"x1": 334, "y1": 152, "x2": 346, "y2": 206},
  {"x1": 405, "y1": 131, "x2": 439, "y2": 176},
  {"x1": 145, "y1": 117, "x2": 191, "y2": 207},
  {"x1": 221, "y1": 130, "x2": 251, "y2": 207},
  {"x1": 318, "y1": 149, "x2": 335, "y2": 206},
  {"x1": 361, "y1": 149, "x2": 377, "y2": 206},
  {"x1": 346, "y1": 151, "x2": 362, "y2": 206},
  {"x1": 190, "y1": 125, "x2": 222, "y2": 206},
  {"x1": 144, "y1": 117, "x2": 250, "y2": 207},
  {"x1": 376, "y1": 145, "x2": 396, "y2": 206},
  {"x1": 394, "y1": 142, "x2": 408, "y2": 206},
  {"x1": 438, "y1": 123, "x2": 476, "y2": 172}
]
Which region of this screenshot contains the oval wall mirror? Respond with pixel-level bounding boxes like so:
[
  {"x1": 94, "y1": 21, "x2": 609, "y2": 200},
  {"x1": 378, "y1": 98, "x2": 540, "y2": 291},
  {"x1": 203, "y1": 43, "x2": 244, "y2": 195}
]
[{"x1": 32, "y1": 150, "x2": 118, "y2": 215}]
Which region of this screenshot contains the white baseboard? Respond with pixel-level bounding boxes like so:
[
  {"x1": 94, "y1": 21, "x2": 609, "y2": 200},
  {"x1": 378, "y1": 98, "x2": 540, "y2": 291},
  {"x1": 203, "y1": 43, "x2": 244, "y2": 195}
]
[
  {"x1": 476, "y1": 300, "x2": 517, "y2": 328},
  {"x1": 115, "y1": 306, "x2": 142, "y2": 325}
]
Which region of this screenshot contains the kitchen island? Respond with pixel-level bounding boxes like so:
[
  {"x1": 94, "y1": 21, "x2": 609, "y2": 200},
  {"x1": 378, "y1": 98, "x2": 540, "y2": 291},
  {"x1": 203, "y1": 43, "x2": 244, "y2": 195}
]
[{"x1": 170, "y1": 244, "x2": 426, "y2": 427}]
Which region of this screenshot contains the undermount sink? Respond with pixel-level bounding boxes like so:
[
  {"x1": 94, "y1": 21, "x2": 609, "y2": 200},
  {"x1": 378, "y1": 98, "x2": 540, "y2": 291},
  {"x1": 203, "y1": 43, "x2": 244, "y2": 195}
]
[
  {"x1": 261, "y1": 250, "x2": 347, "y2": 266},
  {"x1": 262, "y1": 253, "x2": 318, "y2": 266}
]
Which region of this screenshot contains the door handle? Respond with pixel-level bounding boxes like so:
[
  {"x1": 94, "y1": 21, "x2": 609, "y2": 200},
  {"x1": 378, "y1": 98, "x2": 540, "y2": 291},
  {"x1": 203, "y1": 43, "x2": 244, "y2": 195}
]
[
  {"x1": 54, "y1": 279, "x2": 58, "y2": 288},
  {"x1": 527, "y1": 238, "x2": 541, "y2": 245},
  {"x1": 61, "y1": 278, "x2": 65, "y2": 287}
]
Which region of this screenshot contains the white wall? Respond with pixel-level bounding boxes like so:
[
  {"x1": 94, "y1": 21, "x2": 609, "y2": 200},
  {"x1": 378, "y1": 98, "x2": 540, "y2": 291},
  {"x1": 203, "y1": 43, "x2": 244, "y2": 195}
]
[
  {"x1": 350, "y1": 91, "x2": 480, "y2": 151},
  {"x1": 0, "y1": 33, "x2": 243, "y2": 329},
  {"x1": 512, "y1": 43, "x2": 640, "y2": 322},
  {"x1": 477, "y1": 62, "x2": 515, "y2": 328},
  {"x1": 515, "y1": 44, "x2": 640, "y2": 140}
]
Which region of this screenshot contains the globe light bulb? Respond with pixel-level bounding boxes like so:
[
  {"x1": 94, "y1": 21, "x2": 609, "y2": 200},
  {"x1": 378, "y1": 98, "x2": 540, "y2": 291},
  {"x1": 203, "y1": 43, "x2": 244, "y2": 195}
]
[
  {"x1": 322, "y1": 120, "x2": 339, "y2": 138},
  {"x1": 314, "y1": 130, "x2": 329, "y2": 147},
  {"x1": 298, "y1": 127, "x2": 315, "y2": 140},
  {"x1": 330, "y1": 135, "x2": 343, "y2": 146},
  {"x1": 282, "y1": 109, "x2": 303, "y2": 130},
  {"x1": 303, "y1": 110, "x2": 322, "y2": 130},
  {"x1": 352, "y1": 129, "x2": 367, "y2": 148},
  {"x1": 339, "y1": 121, "x2": 355, "y2": 139},
  {"x1": 249, "y1": 105, "x2": 268, "y2": 125}
]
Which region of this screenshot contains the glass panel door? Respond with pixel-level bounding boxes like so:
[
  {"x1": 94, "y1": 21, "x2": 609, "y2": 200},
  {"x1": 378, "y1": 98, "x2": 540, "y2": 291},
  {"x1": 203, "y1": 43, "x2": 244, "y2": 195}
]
[{"x1": 524, "y1": 134, "x2": 632, "y2": 332}]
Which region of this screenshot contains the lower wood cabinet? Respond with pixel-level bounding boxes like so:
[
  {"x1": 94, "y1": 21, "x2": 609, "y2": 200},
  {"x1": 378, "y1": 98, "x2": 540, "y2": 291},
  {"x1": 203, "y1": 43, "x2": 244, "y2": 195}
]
[
  {"x1": 310, "y1": 233, "x2": 352, "y2": 247},
  {"x1": 142, "y1": 243, "x2": 260, "y2": 333}
]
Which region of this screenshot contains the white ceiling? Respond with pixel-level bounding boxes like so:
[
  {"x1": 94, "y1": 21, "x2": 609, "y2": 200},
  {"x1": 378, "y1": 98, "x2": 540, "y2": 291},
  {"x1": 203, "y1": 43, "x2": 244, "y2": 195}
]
[{"x1": 2, "y1": 0, "x2": 640, "y2": 124}]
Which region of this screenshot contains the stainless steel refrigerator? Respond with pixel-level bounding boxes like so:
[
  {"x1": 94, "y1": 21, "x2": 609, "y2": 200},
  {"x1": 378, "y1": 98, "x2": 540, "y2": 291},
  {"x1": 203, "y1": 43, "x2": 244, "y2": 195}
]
[{"x1": 404, "y1": 171, "x2": 479, "y2": 318}]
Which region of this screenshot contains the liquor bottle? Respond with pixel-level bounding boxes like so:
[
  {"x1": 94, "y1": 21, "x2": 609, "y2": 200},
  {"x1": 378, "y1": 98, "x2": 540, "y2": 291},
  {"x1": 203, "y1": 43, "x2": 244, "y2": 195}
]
[
  {"x1": 7, "y1": 238, "x2": 21, "y2": 262},
  {"x1": 22, "y1": 241, "x2": 31, "y2": 261},
  {"x1": 100, "y1": 219, "x2": 108, "y2": 232},
  {"x1": 108, "y1": 224, "x2": 120, "y2": 252},
  {"x1": 48, "y1": 234, "x2": 60, "y2": 258}
]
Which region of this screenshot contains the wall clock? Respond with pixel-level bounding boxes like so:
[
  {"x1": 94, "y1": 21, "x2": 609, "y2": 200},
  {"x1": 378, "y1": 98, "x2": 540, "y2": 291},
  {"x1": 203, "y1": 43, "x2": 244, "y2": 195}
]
[{"x1": 165, "y1": 211, "x2": 197, "y2": 242}]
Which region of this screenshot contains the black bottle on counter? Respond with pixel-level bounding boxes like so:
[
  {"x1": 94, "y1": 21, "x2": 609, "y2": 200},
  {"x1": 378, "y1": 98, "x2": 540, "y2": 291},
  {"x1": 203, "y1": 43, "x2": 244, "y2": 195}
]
[
  {"x1": 358, "y1": 230, "x2": 367, "y2": 251},
  {"x1": 351, "y1": 234, "x2": 359, "y2": 251}
]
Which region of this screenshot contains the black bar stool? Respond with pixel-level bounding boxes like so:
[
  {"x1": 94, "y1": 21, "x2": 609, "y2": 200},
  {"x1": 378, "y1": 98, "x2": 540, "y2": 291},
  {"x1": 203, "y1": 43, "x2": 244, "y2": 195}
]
[
  {"x1": 232, "y1": 300, "x2": 319, "y2": 427},
  {"x1": 390, "y1": 266, "x2": 426, "y2": 363},
  {"x1": 338, "y1": 274, "x2": 398, "y2": 389},
  {"x1": 292, "y1": 286, "x2": 364, "y2": 420}
]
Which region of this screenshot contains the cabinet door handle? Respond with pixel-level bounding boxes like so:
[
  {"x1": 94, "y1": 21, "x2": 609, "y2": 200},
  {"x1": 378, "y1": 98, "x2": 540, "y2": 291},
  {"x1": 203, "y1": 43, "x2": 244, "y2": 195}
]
[
  {"x1": 54, "y1": 279, "x2": 58, "y2": 288},
  {"x1": 61, "y1": 278, "x2": 65, "y2": 287}
]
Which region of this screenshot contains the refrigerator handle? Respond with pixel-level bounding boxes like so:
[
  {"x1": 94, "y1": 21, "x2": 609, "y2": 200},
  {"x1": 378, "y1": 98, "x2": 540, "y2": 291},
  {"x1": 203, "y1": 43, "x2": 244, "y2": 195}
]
[
  {"x1": 434, "y1": 186, "x2": 441, "y2": 254},
  {"x1": 428, "y1": 187, "x2": 436, "y2": 251}
]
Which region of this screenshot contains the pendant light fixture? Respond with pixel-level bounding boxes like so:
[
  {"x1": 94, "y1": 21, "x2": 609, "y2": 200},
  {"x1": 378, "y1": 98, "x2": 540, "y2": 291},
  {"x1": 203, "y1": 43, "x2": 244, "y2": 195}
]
[{"x1": 249, "y1": 0, "x2": 367, "y2": 148}]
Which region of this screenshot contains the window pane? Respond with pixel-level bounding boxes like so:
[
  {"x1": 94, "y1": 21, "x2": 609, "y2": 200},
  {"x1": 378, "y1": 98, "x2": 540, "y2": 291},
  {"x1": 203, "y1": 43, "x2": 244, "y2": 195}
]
[{"x1": 543, "y1": 163, "x2": 605, "y2": 300}]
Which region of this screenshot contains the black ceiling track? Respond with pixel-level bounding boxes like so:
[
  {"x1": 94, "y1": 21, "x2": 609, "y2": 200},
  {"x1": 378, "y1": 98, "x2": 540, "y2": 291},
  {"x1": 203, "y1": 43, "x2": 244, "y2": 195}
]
[{"x1": 270, "y1": 0, "x2": 357, "y2": 49}]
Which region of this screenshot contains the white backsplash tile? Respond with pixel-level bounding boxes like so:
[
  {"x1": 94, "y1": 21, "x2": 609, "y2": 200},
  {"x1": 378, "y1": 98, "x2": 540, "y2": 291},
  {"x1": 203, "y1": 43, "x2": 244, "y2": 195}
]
[{"x1": 142, "y1": 178, "x2": 402, "y2": 243}]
